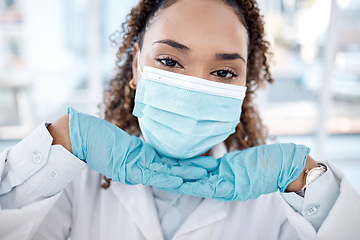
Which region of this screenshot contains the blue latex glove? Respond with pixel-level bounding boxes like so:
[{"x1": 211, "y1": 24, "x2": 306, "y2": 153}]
[
  {"x1": 67, "y1": 107, "x2": 218, "y2": 188},
  {"x1": 169, "y1": 143, "x2": 310, "y2": 201}
]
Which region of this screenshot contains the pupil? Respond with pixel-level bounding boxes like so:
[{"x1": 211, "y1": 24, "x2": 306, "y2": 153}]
[
  {"x1": 218, "y1": 70, "x2": 228, "y2": 77},
  {"x1": 166, "y1": 59, "x2": 176, "y2": 67}
]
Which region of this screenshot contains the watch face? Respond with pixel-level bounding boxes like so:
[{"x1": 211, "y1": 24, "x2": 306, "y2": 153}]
[{"x1": 306, "y1": 167, "x2": 326, "y2": 186}]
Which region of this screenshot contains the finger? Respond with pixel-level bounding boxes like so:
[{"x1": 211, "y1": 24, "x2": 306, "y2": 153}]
[
  {"x1": 142, "y1": 169, "x2": 183, "y2": 188},
  {"x1": 176, "y1": 181, "x2": 216, "y2": 198},
  {"x1": 169, "y1": 165, "x2": 208, "y2": 180},
  {"x1": 149, "y1": 161, "x2": 208, "y2": 180},
  {"x1": 180, "y1": 156, "x2": 220, "y2": 172},
  {"x1": 160, "y1": 156, "x2": 220, "y2": 172},
  {"x1": 158, "y1": 157, "x2": 179, "y2": 166},
  {"x1": 176, "y1": 178, "x2": 234, "y2": 200}
]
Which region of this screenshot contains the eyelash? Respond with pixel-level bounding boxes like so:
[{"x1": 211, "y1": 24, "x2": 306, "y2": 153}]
[
  {"x1": 212, "y1": 68, "x2": 239, "y2": 79},
  {"x1": 156, "y1": 56, "x2": 238, "y2": 79},
  {"x1": 156, "y1": 56, "x2": 183, "y2": 68}
]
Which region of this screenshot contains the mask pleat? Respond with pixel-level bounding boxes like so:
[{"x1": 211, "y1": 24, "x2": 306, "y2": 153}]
[{"x1": 133, "y1": 65, "x2": 246, "y2": 159}]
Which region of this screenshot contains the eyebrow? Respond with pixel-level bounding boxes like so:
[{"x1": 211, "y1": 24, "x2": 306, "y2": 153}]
[
  {"x1": 153, "y1": 39, "x2": 246, "y2": 63},
  {"x1": 153, "y1": 39, "x2": 190, "y2": 51},
  {"x1": 215, "y1": 53, "x2": 246, "y2": 63}
]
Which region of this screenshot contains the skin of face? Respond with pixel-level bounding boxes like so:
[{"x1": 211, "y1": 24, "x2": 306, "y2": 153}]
[{"x1": 131, "y1": 0, "x2": 249, "y2": 87}]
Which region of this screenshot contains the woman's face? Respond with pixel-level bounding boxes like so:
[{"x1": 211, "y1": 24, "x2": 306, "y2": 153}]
[{"x1": 132, "y1": 0, "x2": 248, "y2": 87}]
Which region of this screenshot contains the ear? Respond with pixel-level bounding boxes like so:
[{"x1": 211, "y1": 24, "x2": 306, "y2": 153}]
[{"x1": 132, "y1": 42, "x2": 141, "y2": 86}]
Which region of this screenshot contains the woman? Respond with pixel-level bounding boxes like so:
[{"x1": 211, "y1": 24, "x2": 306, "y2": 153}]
[{"x1": 1, "y1": 0, "x2": 359, "y2": 239}]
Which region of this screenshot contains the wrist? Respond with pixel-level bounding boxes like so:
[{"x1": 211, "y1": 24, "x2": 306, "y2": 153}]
[
  {"x1": 296, "y1": 163, "x2": 327, "y2": 197},
  {"x1": 47, "y1": 114, "x2": 72, "y2": 153},
  {"x1": 286, "y1": 155, "x2": 319, "y2": 192}
]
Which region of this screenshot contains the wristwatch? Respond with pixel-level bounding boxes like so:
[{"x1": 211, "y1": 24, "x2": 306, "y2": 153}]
[{"x1": 297, "y1": 163, "x2": 327, "y2": 197}]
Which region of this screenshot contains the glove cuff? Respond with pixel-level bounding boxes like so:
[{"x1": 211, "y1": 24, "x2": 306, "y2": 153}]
[
  {"x1": 278, "y1": 144, "x2": 310, "y2": 192},
  {"x1": 67, "y1": 107, "x2": 87, "y2": 161}
]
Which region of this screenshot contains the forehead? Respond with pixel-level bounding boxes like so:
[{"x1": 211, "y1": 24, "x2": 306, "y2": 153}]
[{"x1": 142, "y1": 0, "x2": 248, "y2": 54}]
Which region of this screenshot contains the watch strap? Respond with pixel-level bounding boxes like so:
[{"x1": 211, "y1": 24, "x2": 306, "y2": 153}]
[{"x1": 297, "y1": 163, "x2": 327, "y2": 197}]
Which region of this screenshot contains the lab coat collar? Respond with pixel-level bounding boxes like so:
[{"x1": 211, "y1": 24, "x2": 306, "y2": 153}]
[
  {"x1": 110, "y1": 141, "x2": 229, "y2": 239},
  {"x1": 174, "y1": 198, "x2": 227, "y2": 238},
  {"x1": 110, "y1": 182, "x2": 227, "y2": 239},
  {"x1": 174, "y1": 142, "x2": 229, "y2": 237},
  {"x1": 110, "y1": 182, "x2": 164, "y2": 240},
  {"x1": 110, "y1": 183, "x2": 228, "y2": 240}
]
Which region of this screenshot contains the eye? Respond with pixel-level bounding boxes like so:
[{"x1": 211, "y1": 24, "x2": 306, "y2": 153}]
[
  {"x1": 212, "y1": 69, "x2": 238, "y2": 79},
  {"x1": 156, "y1": 57, "x2": 182, "y2": 68}
]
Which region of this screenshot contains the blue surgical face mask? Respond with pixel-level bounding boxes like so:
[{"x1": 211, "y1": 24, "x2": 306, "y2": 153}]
[{"x1": 133, "y1": 52, "x2": 247, "y2": 159}]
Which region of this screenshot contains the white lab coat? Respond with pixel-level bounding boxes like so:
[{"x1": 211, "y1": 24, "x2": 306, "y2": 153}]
[{"x1": 0, "y1": 124, "x2": 359, "y2": 240}]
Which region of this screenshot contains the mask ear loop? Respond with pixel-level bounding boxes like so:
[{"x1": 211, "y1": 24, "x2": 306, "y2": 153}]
[
  {"x1": 137, "y1": 50, "x2": 143, "y2": 75},
  {"x1": 129, "y1": 50, "x2": 142, "y2": 90}
]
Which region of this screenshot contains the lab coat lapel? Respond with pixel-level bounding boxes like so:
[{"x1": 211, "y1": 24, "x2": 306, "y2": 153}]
[
  {"x1": 174, "y1": 198, "x2": 227, "y2": 238},
  {"x1": 174, "y1": 142, "x2": 228, "y2": 237},
  {"x1": 110, "y1": 183, "x2": 164, "y2": 240}
]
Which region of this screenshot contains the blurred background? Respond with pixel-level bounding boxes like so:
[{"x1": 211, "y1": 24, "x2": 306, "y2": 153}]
[{"x1": 0, "y1": 0, "x2": 359, "y2": 191}]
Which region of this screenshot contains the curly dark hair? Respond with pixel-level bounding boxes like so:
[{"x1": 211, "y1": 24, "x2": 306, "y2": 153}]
[{"x1": 101, "y1": 0, "x2": 273, "y2": 189}]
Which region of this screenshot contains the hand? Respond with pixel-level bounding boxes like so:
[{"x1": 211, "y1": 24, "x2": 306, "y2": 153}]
[
  {"x1": 66, "y1": 107, "x2": 217, "y2": 189},
  {"x1": 166, "y1": 143, "x2": 310, "y2": 201}
]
